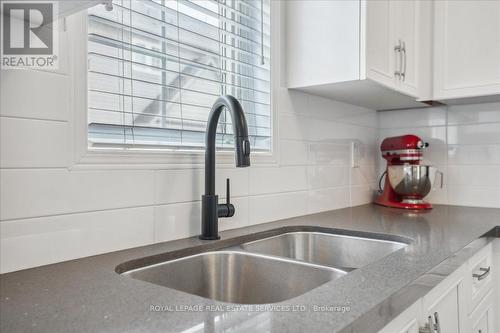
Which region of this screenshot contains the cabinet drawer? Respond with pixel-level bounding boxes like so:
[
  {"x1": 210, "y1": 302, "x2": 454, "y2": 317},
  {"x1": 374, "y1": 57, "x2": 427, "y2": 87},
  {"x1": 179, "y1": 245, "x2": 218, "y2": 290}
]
[{"x1": 468, "y1": 243, "x2": 493, "y2": 314}]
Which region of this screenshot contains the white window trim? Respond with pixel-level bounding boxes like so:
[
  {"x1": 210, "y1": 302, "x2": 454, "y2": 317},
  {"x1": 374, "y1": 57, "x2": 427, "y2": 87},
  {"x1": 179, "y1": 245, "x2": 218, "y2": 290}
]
[{"x1": 67, "y1": 1, "x2": 280, "y2": 170}]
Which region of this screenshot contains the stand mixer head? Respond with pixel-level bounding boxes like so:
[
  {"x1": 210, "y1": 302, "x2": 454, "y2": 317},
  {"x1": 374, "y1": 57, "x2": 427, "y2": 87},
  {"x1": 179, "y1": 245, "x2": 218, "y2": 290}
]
[{"x1": 375, "y1": 135, "x2": 442, "y2": 210}]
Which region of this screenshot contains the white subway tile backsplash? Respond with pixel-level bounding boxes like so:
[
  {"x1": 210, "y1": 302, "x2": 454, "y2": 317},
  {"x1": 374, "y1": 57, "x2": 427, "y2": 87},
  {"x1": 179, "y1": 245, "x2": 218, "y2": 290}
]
[
  {"x1": 379, "y1": 126, "x2": 447, "y2": 145},
  {"x1": 336, "y1": 111, "x2": 378, "y2": 128},
  {"x1": 154, "y1": 167, "x2": 248, "y2": 205},
  {"x1": 154, "y1": 202, "x2": 200, "y2": 243},
  {"x1": 279, "y1": 113, "x2": 305, "y2": 141},
  {"x1": 309, "y1": 142, "x2": 351, "y2": 166},
  {"x1": 249, "y1": 166, "x2": 308, "y2": 195},
  {"x1": 378, "y1": 107, "x2": 447, "y2": 129},
  {"x1": 219, "y1": 197, "x2": 250, "y2": 231},
  {"x1": 0, "y1": 169, "x2": 155, "y2": 220},
  {"x1": 277, "y1": 88, "x2": 310, "y2": 115},
  {"x1": 307, "y1": 95, "x2": 374, "y2": 122},
  {"x1": 307, "y1": 119, "x2": 378, "y2": 144},
  {"x1": 279, "y1": 139, "x2": 309, "y2": 166},
  {"x1": 217, "y1": 168, "x2": 250, "y2": 199},
  {"x1": 280, "y1": 88, "x2": 374, "y2": 123},
  {"x1": 308, "y1": 187, "x2": 350, "y2": 213},
  {"x1": 350, "y1": 184, "x2": 376, "y2": 207},
  {"x1": 448, "y1": 144, "x2": 500, "y2": 165},
  {"x1": 447, "y1": 165, "x2": 500, "y2": 187},
  {"x1": 155, "y1": 169, "x2": 204, "y2": 205},
  {"x1": 0, "y1": 117, "x2": 68, "y2": 168},
  {"x1": 308, "y1": 165, "x2": 348, "y2": 189},
  {"x1": 359, "y1": 144, "x2": 377, "y2": 166},
  {"x1": 0, "y1": 207, "x2": 155, "y2": 273},
  {"x1": 447, "y1": 123, "x2": 500, "y2": 145},
  {"x1": 422, "y1": 144, "x2": 448, "y2": 166},
  {"x1": 447, "y1": 102, "x2": 500, "y2": 125},
  {"x1": 447, "y1": 186, "x2": 500, "y2": 208},
  {"x1": 425, "y1": 186, "x2": 448, "y2": 205},
  {"x1": 0, "y1": 69, "x2": 70, "y2": 121},
  {"x1": 350, "y1": 165, "x2": 377, "y2": 186},
  {"x1": 307, "y1": 95, "x2": 357, "y2": 120},
  {"x1": 249, "y1": 191, "x2": 309, "y2": 225},
  {"x1": 280, "y1": 113, "x2": 377, "y2": 144}
]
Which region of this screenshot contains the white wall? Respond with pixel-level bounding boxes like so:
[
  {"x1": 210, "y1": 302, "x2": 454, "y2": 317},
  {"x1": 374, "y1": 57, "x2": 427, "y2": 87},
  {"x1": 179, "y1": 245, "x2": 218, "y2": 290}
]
[
  {"x1": 0, "y1": 13, "x2": 378, "y2": 273},
  {"x1": 378, "y1": 102, "x2": 500, "y2": 208}
]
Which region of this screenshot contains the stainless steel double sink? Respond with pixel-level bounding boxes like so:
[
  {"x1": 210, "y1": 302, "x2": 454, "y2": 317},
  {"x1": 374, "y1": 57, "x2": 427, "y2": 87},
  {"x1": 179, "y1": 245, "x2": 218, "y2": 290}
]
[{"x1": 120, "y1": 229, "x2": 409, "y2": 304}]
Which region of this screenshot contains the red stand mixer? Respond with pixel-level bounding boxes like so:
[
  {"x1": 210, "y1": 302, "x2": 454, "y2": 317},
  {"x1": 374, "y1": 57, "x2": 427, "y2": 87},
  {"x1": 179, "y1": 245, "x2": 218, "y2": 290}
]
[{"x1": 375, "y1": 134, "x2": 441, "y2": 210}]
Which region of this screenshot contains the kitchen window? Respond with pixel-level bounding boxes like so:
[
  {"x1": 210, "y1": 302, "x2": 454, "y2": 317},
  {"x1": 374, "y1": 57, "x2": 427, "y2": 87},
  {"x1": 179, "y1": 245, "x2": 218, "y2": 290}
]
[{"x1": 86, "y1": 0, "x2": 271, "y2": 152}]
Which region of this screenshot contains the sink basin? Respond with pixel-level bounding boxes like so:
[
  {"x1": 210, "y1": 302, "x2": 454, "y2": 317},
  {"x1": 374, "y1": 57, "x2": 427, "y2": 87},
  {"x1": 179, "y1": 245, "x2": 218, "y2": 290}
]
[
  {"x1": 240, "y1": 232, "x2": 408, "y2": 271},
  {"x1": 122, "y1": 250, "x2": 346, "y2": 304}
]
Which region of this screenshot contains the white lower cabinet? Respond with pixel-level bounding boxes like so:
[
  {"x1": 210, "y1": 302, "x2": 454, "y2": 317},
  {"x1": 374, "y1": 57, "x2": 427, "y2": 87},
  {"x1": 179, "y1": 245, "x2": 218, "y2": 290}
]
[
  {"x1": 469, "y1": 290, "x2": 495, "y2": 333},
  {"x1": 421, "y1": 276, "x2": 467, "y2": 333},
  {"x1": 378, "y1": 241, "x2": 497, "y2": 333},
  {"x1": 378, "y1": 301, "x2": 421, "y2": 333}
]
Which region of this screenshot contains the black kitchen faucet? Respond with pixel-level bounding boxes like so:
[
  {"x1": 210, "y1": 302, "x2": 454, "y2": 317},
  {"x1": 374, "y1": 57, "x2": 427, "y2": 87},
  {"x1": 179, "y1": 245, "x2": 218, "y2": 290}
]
[{"x1": 200, "y1": 95, "x2": 251, "y2": 240}]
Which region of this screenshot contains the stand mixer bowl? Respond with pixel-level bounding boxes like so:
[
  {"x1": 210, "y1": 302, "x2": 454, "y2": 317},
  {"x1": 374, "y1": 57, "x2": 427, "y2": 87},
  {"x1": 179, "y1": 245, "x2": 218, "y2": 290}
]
[{"x1": 387, "y1": 165, "x2": 439, "y2": 199}]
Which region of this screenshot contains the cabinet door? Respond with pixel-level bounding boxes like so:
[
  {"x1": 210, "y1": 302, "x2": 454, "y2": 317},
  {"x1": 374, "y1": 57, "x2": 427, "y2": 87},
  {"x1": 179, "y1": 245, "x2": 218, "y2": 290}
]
[
  {"x1": 434, "y1": 0, "x2": 500, "y2": 100},
  {"x1": 426, "y1": 285, "x2": 460, "y2": 333},
  {"x1": 286, "y1": 0, "x2": 361, "y2": 88},
  {"x1": 422, "y1": 265, "x2": 467, "y2": 333},
  {"x1": 469, "y1": 290, "x2": 495, "y2": 333},
  {"x1": 366, "y1": 0, "x2": 431, "y2": 99},
  {"x1": 472, "y1": 308, "x2": 493, "y2": 333},
  {"x1": 379, "y1": 318, "x2": 419, "y2": 333},
  {"x1": 391, "y1": 0, "x2": 418, "y2": 97},
  {"x1": 377, "y1": 300, "x2": 421, "y2": 333},
  {"x1": 399, "y1": 320, "x2": 419, "y2": 333},
  {"x1": 365, "y1": 0, "x2": 398, "y2": 87}
]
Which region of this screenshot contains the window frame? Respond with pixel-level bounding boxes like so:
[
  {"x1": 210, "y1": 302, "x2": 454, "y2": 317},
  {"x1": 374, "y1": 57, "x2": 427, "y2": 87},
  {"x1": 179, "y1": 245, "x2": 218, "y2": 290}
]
[{"x1": 68, "y1": 0, "x2": 280, "y2": 170}]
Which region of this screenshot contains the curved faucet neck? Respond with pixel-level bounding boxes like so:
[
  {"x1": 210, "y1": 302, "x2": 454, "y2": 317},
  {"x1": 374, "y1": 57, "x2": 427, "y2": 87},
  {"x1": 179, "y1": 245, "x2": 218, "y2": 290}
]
[{"x1": 204, "y1": 95, "x2": 250, "y2": 196}]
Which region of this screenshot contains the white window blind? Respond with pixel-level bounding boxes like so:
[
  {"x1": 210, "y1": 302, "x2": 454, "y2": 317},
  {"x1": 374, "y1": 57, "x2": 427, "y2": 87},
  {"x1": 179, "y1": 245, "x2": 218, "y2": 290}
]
[{"x1": 87, "y1": 0, "x2": 271, "y2": 151}]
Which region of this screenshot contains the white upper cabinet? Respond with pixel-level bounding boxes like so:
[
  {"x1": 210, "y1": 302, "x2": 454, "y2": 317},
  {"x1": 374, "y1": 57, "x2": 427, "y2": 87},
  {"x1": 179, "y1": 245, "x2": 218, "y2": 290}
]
[
  {"x1": 366, "y1": 0, "x2": 426, "y2": 98},
  {"x1": 11, "y1": 0, "x2": 113, "y2": 21},
  {"x1": 286, "y1": 0, "x2": 432, "y2": 110},
  {"x1": 433, "y1": 0, "x2": 500, "y2": 101},
  {"x1": 286, "y1": 0, "x2": 362, "y2": 88},
  {"x1": 58, "y1": 1, "x2": 112, "y2": 19}
]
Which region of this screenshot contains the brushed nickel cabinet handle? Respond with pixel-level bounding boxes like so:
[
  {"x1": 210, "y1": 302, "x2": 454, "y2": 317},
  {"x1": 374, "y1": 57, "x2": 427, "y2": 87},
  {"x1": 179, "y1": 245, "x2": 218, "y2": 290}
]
[
  {"x1": 401, "y1": 40, "x2": 406, "y2": 81},
  {"x1": 434, "y1": 312, "x2": 441, "y2": 333},
  {"x1": 394, "y1": 40, "x2": 402, "y2": 78},
  {"x1": 419, "y1": 315, "x2": 436, "y2": 333},
  {"x1": 473, "y1": 266, "x2": 491, "y2": 280}
]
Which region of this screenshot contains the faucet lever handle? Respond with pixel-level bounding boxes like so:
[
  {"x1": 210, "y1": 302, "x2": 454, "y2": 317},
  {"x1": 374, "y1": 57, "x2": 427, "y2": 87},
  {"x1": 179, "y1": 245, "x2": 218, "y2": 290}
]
[
  {"x1": 226, "y1": 178, "x2": 231, "y2": 205},
  {"x1": 217, "y1": 178, "x2": 234, "y2": 218}
]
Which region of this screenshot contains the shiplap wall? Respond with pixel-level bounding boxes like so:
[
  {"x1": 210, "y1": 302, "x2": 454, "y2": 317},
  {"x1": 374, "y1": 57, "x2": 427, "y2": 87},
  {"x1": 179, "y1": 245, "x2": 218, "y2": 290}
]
[{"x1": 0, "y1": 14, "x2": 378, "y2": 273}]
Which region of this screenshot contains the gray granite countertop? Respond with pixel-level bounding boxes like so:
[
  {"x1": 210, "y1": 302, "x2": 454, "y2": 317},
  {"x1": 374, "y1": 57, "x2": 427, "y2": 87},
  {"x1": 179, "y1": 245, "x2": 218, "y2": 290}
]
[{"x1": 1, "y1": 204, "x2": 499, "y2": 333}]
